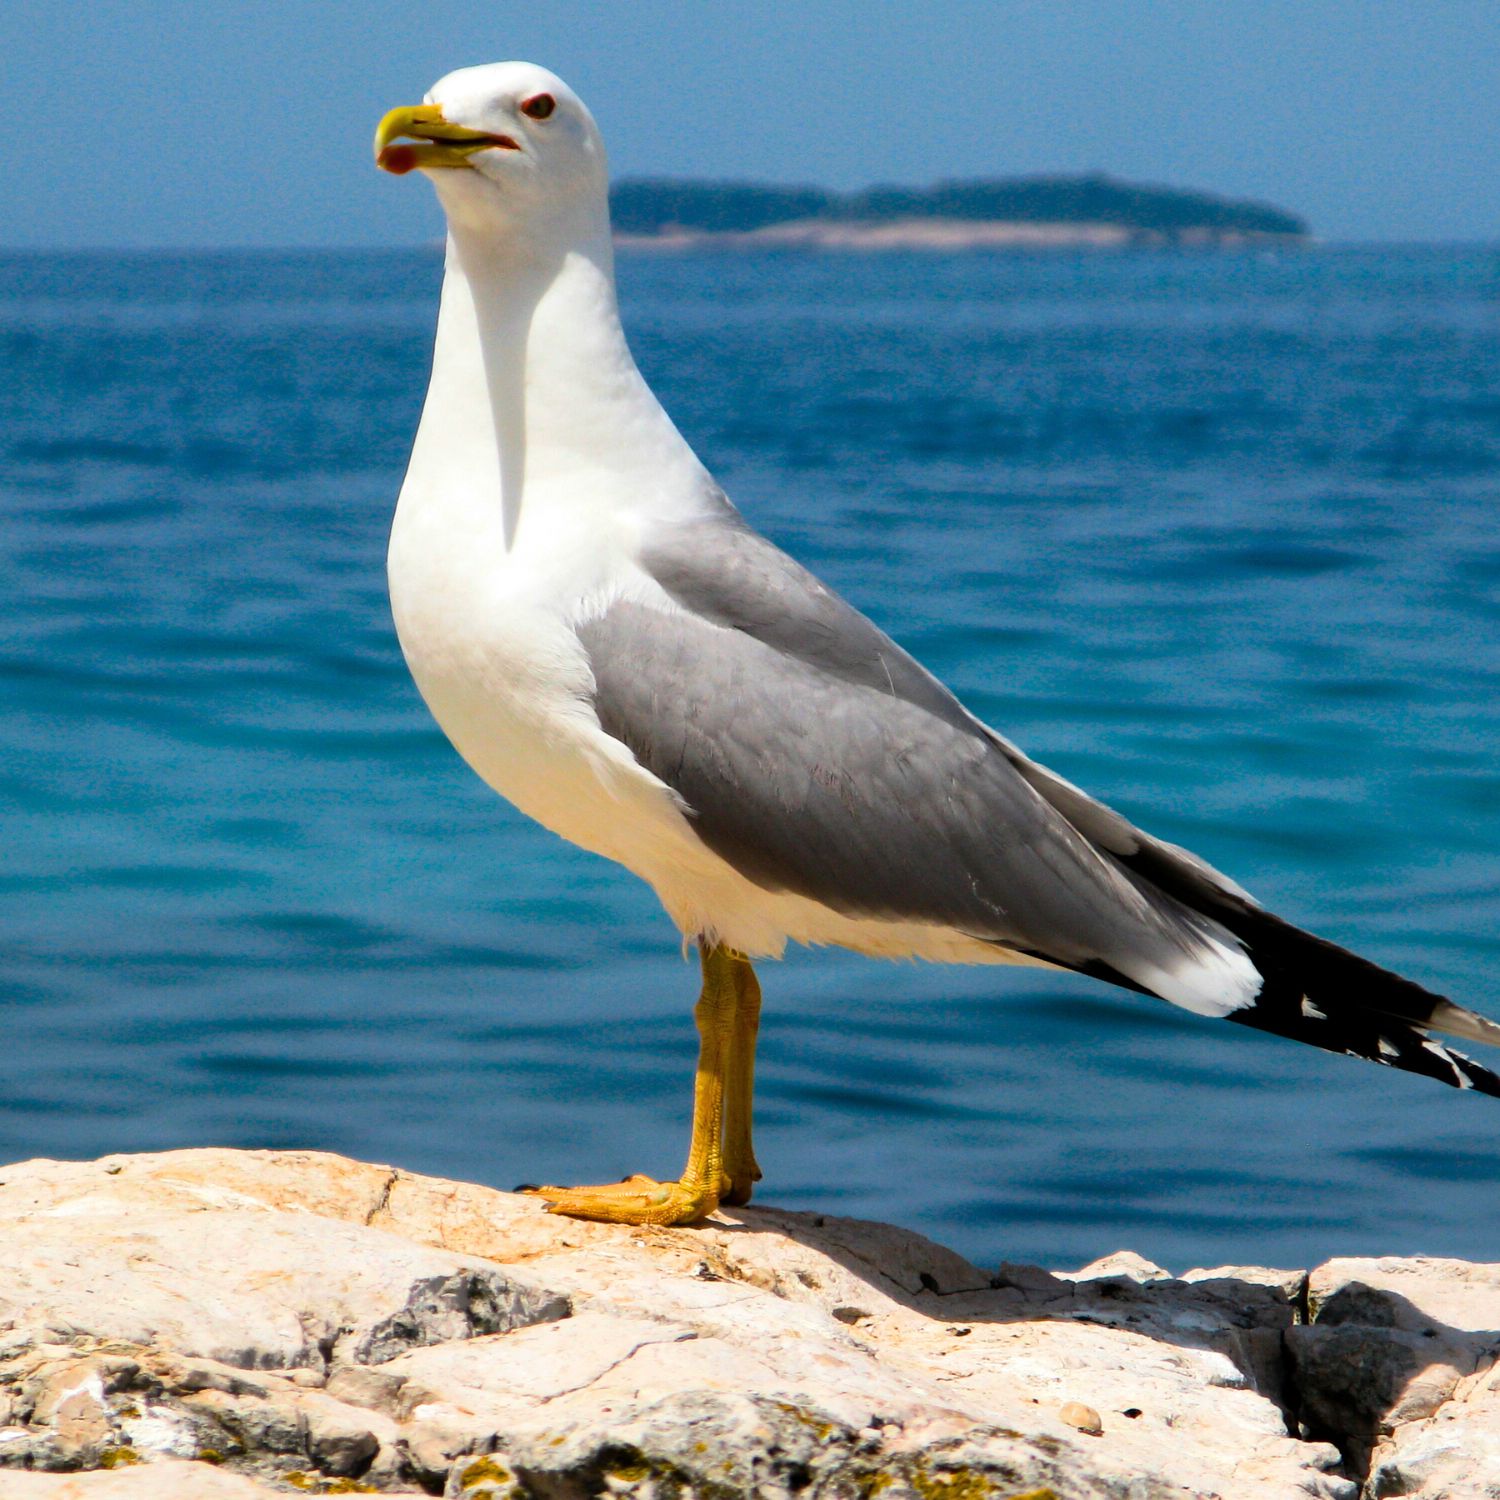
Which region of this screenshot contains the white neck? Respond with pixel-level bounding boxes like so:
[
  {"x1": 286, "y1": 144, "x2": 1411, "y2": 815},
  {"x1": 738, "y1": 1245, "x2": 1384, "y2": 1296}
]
[{"x1": 403, "y1": 203, "x2": 710, "y2": 551}]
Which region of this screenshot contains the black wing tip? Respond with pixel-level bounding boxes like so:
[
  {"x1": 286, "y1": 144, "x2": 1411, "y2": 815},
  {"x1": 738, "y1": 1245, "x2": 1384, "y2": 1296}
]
[
  {"x1": 1175, "y1": 895, "x2": 1500, "y2": 1098},
  {"x1": 1226, "y1": 990, "x2": 1500, "y2": 1099}
]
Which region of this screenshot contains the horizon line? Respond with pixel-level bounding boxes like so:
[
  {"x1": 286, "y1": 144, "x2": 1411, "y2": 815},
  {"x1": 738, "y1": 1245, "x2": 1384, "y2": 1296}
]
[{"x1": 1, "y1": 237, "x2": 1497, "y2": 256}]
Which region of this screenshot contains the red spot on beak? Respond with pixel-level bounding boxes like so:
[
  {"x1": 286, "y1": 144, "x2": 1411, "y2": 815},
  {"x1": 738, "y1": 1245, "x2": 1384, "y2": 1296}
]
[{"x1": 378, "y1": 145, "x2": 419, "y2": 175}]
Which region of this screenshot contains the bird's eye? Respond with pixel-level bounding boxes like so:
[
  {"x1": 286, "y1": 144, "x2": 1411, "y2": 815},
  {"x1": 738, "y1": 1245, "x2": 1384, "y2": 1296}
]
[{"x1": 521, "y1": 94, "x2": 556, "y2": 121}]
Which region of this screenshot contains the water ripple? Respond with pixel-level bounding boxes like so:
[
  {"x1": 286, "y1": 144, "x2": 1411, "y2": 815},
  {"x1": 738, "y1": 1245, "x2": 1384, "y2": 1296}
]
[{"x1": 2, "y1": 246, "x2": 1497, "y2": 1272}]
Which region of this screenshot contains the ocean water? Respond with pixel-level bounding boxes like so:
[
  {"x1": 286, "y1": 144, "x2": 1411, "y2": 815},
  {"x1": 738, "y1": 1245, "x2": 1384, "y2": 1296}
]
[{"x1": 3, "y1": 244, "x2": 1499, "y2": 1274}]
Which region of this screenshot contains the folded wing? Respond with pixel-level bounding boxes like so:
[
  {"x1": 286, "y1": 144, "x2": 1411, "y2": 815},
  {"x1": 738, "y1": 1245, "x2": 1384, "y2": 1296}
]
[{"x1": 576, "y1": 507, "x2": 1500, "y2": 1095}]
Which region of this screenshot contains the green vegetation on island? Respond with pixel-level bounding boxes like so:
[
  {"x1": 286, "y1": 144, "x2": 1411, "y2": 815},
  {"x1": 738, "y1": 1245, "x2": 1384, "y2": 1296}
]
[{"x1": 610, "y1": 173, "x2": 1308, "y2": 243}]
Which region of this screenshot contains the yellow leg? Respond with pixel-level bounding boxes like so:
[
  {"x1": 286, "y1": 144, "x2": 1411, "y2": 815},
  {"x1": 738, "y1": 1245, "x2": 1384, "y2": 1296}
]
[
  {"x1": 526, "y1": 942, "x2": 763, "y2": 1227},
  {"x1": 720, "y1": 949, "x2": 763, "y2": 1207}
]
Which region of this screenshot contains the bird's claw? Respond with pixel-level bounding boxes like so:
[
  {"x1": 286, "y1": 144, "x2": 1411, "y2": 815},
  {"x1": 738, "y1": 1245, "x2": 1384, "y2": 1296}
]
[
  {"x1": 521, "y1": 1173, "x2": 721, "y2": 1226},
  {"x1": 720, "y1": 1161, "x2": 762, "y2": 1207}
]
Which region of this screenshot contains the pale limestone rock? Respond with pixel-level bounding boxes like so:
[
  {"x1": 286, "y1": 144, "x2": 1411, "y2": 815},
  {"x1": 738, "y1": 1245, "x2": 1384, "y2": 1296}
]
[
  {"x1": 0, "y1": 1157, "x2": 566, "y2": 1375},
  {"x1": 1299, "y1": 1257, "x2": 1500, "y2": 1496},
  {"x1": 0, "y1": 1467, "x2": 286, "y2": 1498},
  {"x1": 1064, "y1": 1250, "x2": 1173, "y2": 1284},
  {"x1": 0, "y1": 1148, "x2": 1482, "y2": 1498},
  {"x1": 1182, "y1": 1264, "x2": 1309, "y2": 1303},
  {"x1": 1307, "y1": 1257, "x2": 1500, "y2": 1331}
]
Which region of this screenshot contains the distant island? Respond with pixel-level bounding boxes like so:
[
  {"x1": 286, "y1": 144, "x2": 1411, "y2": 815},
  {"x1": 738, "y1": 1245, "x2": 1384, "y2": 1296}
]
[{"x1": 610, "y1": 173, "x2": 1309, "y2": 250}]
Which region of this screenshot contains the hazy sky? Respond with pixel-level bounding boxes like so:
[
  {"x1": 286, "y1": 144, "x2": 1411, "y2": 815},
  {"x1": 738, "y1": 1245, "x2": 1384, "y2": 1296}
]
[{"x1": 6, "y1": 0, "x2": 1497, "y2": 248}]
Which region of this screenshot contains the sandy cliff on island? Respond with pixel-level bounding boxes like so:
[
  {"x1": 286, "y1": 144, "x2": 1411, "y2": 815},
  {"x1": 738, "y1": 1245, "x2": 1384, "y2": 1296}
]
[{"x1": 0, "y1": 1150, "x2": 1495, "y2": 1499}]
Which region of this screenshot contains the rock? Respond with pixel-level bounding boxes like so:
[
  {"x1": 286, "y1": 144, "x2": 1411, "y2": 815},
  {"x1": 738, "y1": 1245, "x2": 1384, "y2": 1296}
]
[
  {"x1": 1182, "y1": 1264, "x2": 1309, "y2": 1304},
  {"x1": 1058, "y1": 1401, "x2": 1103, "y2": 1435},
  {"x1": 0, "y1": 1466, "x2": 288, "y2": 1497},
  {"x1": 350, "y1": 1270, "x2": 570, "y2": 1366},
  {"x1": 298, "y1": 1390, "x2": 384, "y2": 1476},
  {"x1": 323, "y1": 1366, "x2": 407, "y2": 1418},
  {"x1": 0, "y1": 1149, "x2": 1485, "y2": 1497},
  {"x1": 1366, "y1": 1360, "x2": 1500, "y2": 1499},
  {"x1": 1064, "y1": 1250, "x2": 1173, "y2": 1284},
  {"x1": 0, "y1": 1157, "x2": 568, "y2": 1376},
  {"x1": 1289, "y1": 1257, "x2": 1500, "y2": 1493}
]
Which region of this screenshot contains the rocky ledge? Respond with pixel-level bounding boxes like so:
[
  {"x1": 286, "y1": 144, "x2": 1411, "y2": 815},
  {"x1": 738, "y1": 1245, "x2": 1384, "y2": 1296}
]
[{"x1": 0, "y1": 1152, "x2": 1496, "y2": 1499}]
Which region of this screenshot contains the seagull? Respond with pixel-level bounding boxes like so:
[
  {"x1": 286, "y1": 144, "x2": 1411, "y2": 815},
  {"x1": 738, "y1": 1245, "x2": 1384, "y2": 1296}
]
[{"x1": 374, "y1": 62, "x2": 1500, "y2": 1227}]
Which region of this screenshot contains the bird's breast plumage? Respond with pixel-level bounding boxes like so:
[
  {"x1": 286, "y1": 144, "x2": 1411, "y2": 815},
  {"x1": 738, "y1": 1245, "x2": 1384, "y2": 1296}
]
[{"x1": 387, "y1": 482, "x2": 657, "y2": 855}]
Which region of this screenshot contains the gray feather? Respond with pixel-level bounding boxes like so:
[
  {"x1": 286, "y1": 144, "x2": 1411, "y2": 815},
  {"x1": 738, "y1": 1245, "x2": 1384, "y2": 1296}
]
[
  {"x1": 644, "y1": 510, "x2": 1256, "y2": 911},
  {"x1": 580, "y1": 513, "x2": 1241, "y2": 985},
  {"x1": 642, "y1": 510, "x2": 974, "y2": 728}
]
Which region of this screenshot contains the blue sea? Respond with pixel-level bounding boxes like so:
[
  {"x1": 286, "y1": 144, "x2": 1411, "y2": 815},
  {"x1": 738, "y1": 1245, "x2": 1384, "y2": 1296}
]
[{"x1": 3, "y1": 244, "x2": 1498, "y2": 1274}]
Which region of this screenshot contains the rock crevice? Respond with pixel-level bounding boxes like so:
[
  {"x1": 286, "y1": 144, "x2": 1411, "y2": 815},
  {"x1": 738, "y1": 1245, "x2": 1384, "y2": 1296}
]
[{"x1": 0, "y1": 1150, "x2": 1495, "y2": 1498}]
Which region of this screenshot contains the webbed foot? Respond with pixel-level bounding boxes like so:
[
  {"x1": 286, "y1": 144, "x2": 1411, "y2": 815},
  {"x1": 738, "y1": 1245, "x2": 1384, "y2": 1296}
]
[
  {"x1": 524, "y1": 944, "x2": 764, "y2": 1227},
  {"x1": 523, "y1": 1172, "x2": 723, "y2": 1227}
]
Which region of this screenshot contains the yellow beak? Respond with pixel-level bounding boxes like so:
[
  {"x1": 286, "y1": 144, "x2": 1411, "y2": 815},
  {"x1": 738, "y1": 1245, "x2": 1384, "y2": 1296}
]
[{"x1": 373, "y1": 104, "x2": 517, "y2": 175}]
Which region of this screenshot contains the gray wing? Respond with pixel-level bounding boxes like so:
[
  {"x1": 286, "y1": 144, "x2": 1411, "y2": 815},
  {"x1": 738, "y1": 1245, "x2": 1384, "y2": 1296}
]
[
  {"x1": 640, "y1": 511, "x2": 975, "y2": 733},
  {"x1": 579, "y1": 510, "x2": 1243, "y2": 983},
  {"x1": 646, "y1": 510, "x2": 1253, "y2": 908},
  {"x1": 582, "y1": 508, "x2": 1500, "y2": 1098}
]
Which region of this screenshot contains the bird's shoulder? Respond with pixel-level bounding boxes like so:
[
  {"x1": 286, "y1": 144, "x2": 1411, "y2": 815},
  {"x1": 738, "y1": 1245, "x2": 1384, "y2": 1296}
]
[{"x1": 637, "y1": 500, "x2": 973, "y2": 731}]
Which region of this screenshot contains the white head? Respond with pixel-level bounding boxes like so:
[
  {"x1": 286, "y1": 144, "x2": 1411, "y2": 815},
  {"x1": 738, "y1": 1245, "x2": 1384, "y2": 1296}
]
[{"x1": 375, "y1": 62, "x2": 609, "y2": 246}]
